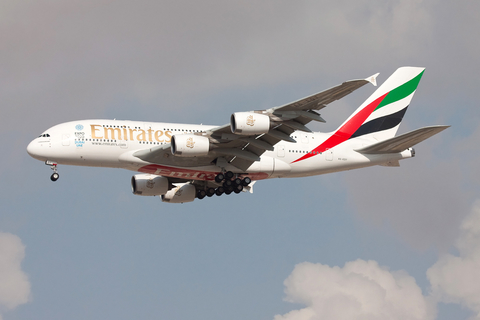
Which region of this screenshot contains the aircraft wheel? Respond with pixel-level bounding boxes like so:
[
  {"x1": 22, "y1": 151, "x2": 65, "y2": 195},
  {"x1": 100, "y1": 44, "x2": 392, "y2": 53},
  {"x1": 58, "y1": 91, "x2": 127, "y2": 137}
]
[
  {"x1": 215, "y1": 187, "x2": 224, "y2": 196},
  {"x1": 206, "y1": 188, "x2": 215, "y2": 197},
  {"x1": 215, "y1": 173, "x2": 224, "y2": 183},
  {"x1": 197, "y1": 190, "x2": 206, "y2": 199},
  {"x1": 223, "y1": 180, "x2": 233, "y2": 188},
  {"x1": 225, "y1": 171, "x2": 234, "y2": 180},
  {"x1": 225, "y1": 189, "x2": 232, "y2": 195},
  {"x1": 242, "y1": 177, "x2": 251, "y2": 186},
  {"x1": 50, "y1": 173, "x2": 59, "y2": 182},
  {"x1": 234, "y1": 184, "x2": 243, "y2": 193},
  {"x1": 233, "y1": 178, "x2": 242, "y2": 186}
]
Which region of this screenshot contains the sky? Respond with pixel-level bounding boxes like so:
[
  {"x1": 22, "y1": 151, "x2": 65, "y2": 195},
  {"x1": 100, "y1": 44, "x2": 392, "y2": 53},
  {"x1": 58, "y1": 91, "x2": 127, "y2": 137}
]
[{"x1": 1, "y1": 0, "x2": 480, "y2": 319}]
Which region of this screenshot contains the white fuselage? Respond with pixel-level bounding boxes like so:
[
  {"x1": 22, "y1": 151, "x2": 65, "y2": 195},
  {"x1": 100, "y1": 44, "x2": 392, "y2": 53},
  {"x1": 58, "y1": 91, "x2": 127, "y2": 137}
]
[{"x1": 27, "y1": 119, "x2": 413, "y2": 181}]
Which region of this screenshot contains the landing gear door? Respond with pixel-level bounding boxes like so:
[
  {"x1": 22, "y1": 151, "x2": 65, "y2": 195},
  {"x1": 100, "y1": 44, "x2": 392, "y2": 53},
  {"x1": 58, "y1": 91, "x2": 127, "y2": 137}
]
[{"x1": 277, "y1": 145, "x2": 285, "y2": 157}]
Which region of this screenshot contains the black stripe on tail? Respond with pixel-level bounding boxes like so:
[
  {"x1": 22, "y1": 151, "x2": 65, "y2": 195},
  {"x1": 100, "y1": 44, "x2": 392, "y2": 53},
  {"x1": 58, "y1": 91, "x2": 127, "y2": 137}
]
[{"x1": 350, "y1": 107, "x2": 408, "y2": 139}]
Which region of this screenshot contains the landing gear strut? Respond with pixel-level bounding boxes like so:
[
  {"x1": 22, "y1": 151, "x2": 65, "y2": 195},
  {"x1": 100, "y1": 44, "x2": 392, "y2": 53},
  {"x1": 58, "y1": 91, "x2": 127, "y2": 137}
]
[{"x1": 46, "y1": 161, "x2": 59, "y2": 182}]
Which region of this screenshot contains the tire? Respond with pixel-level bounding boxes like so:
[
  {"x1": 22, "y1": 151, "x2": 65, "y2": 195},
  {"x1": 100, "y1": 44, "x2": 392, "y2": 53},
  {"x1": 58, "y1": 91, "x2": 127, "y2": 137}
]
[
  {"x1": 242, "y1": 177, "x2": 251, "y2": 186},
  {"x1": 225, "y1": 171, "x2": 234, "y2": 180},
  {"x1": 233, "y1": 178, "x2": 242, "y2": 186},
  {"x1": 234, "y1": 184, "x2": 243, "y2": 193},
  {"x1": 215, "y1": 187, "x2": 224, "y2": 196},
  {"x1": 215, "y1": 173, "x2": 224, "y2": 183},
  {"x1": 223, "y1": 180, "x2": 233, "y2": 188},
  {"x1": 206, "y1": 188, "x2": 215, "y2": 197},
  {"x1": 50, "y1": 173, "x2": 59, "y2": 181},
  {"x1": 197, "y1": 190, "x2": 206, "y2": 199}
]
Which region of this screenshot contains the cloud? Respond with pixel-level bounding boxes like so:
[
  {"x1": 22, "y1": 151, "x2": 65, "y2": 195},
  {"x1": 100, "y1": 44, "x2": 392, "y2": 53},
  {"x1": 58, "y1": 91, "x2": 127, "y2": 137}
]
[
  {"x1": 274, "y1": 259, "x2": 435, "y2": 320},
  {"x1": 0, "y1": 233, "x2": 31, "y2": 314},
  {"x1": 275, "y1": 201, "x2": 480, "y2": 320},
  {"x1": 427, "y1": 200, "x2": 480, "y2": 317}
]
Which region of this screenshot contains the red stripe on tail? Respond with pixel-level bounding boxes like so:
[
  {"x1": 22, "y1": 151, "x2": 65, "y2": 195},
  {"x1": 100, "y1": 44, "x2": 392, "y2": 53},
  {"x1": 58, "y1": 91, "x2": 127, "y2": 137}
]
[{"x1": 292, "y1": 92, "x2": 388, "y2": 163}]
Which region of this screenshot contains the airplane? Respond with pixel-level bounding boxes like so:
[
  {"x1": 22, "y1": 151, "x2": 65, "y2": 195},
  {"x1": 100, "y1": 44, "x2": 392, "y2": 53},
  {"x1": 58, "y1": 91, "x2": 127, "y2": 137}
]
[{"x1": 27, "y1": 66, "x2": 448, "y2": 203}]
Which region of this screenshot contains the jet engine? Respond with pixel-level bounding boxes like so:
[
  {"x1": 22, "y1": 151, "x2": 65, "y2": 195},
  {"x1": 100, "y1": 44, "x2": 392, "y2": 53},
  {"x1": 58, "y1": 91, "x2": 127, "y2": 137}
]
[
  {"x1": 230, "y1": 112, "x2": 270, "y2": 135},
  {"x1": 161, "y1": 183, "x2": 196, "y2": 203},
  {"x1": 131, "y1": 174, "x2": 169, "y2": 196},
  {"x1": 171, "y1": 134, "x2": 210, "y2": 157}
]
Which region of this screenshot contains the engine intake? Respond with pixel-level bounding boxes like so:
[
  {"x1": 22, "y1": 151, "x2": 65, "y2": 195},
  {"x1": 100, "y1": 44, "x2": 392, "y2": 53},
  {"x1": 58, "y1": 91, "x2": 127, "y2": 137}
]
[
  {"x1": 131, "y1": 174, "x2": 169, "y2": 196},
  {"x1": 171, "y1": 134, "x2": 209, "y2": 157},
  {"x1": 161, "y1": 183, "x2": 196, "y2": 203},
  {"x1": 230, "y1": 112, "x2": 270, "y2": 135}
]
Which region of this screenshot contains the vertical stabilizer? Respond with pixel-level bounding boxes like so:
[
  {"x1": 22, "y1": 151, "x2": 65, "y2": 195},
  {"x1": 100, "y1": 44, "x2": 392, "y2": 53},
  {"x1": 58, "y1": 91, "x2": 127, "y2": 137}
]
[
  {"x1": 337, "y1": 67, "x2": 425, "y2": 141},
  {"x1": 291, "y1": 67, "x2": 427, "y2": 164}
]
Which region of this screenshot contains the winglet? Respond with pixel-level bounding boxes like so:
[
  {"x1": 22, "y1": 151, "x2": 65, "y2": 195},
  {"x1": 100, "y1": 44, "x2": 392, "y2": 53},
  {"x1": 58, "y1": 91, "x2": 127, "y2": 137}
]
[{"x1": 366, "y1": 73, "x2": 379, "y2": 86}]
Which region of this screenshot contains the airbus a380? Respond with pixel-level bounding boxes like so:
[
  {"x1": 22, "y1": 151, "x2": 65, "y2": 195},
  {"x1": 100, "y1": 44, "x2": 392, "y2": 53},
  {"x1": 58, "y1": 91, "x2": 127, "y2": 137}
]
[{"x1": 27, "y1": 67, "x2": 448, "y2": 203}]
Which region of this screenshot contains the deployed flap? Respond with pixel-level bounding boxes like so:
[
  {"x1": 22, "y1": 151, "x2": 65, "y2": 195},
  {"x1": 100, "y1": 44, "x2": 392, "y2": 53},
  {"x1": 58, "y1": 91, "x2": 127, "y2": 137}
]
[{"x1": 356, "y1": 125, "x2": 449, "y2": 154}]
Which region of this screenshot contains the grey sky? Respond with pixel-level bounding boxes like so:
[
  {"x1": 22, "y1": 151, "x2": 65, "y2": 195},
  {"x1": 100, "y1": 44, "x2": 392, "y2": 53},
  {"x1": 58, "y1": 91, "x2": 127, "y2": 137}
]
[{"x1": 1, "y1": 0, "x2": 479, "y2": 319}]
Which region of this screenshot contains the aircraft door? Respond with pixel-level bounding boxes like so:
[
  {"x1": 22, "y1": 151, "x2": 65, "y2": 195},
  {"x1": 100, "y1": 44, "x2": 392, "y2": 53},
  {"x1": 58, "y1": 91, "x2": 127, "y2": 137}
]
[
  {"x1": 325, "y1": 148, "x2": 333, "y2": 161},
  {"x1": 62, "y1": 134, "x2": 70, "y2": 146},
  {"x1": 144, "y1": 123, "x2": 156, "y2": 146},
  {"x1": 301, "y1": 134, "x2": 309, "y2": 144}
]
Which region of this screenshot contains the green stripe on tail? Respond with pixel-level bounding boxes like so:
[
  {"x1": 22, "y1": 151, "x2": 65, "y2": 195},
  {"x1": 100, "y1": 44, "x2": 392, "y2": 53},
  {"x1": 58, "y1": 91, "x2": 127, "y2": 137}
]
[{"x1": 375, "y1": 70, "x2": 425, "y2": 111}]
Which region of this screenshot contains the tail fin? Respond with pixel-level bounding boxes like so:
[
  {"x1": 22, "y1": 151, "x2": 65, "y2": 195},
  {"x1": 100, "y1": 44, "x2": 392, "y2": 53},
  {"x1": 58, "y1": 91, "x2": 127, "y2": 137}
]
[
  {"x1": 336, "y1": 66, "x2": 425, "y2": 141},
  {"x1": 291, "y1": 67, "x2": 427, "y2": 164}
]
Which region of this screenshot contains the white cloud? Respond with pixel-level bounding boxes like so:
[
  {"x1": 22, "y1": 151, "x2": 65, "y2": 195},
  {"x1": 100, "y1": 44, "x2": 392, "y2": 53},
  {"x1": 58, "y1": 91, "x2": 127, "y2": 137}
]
[
  {"x1": 274, "y1": 259, "x2": 435, "y2": 320},
  {"x1": 0, "y1": 233, "x2": 31, "y2": 313},
  {"x1": 427, "y1": 200, "x2": 480, "y2": 317},
  {"x1": 275, "y1": 201, "x2": 480, "y2": 320}
]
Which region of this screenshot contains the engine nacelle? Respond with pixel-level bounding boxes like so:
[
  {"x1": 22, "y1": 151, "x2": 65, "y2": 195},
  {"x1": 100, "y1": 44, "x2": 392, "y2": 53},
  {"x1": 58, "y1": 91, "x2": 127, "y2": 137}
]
[
  {"x1": 131, "y1": 174, "x2": 169, "y2": 196},
  {"x1": 230, "y1": 112, "x2": 270, "y2": 135},
  {"x1": 171, "y1": 134, "x2": 210, "y2": 157},
  {"x1": 161, "y1": 183, "x2": 196, "y2": 203}
]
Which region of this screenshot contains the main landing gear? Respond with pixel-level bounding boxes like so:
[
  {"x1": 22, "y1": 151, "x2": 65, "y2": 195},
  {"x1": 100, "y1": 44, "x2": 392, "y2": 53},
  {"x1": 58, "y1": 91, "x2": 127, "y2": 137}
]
[
  {"x1": 196, "y1": 171, "x2": 252, "y2": 200},
  {"x1": 45, "y1": 160, "x2": 59, "y2": 182}
]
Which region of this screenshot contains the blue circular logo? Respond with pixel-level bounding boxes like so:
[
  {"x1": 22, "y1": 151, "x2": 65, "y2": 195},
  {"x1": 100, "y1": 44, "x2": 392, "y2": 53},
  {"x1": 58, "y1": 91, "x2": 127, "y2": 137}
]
[{"x1": 75, "y1": 124, "x2": 84, "y2": 131}]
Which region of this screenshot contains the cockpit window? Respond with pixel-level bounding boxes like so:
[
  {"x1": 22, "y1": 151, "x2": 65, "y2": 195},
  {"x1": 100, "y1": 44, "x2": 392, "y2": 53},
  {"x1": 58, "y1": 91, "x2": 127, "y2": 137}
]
[{"x1": 38, "y1": 134, "x2": 50, "y2": 138}]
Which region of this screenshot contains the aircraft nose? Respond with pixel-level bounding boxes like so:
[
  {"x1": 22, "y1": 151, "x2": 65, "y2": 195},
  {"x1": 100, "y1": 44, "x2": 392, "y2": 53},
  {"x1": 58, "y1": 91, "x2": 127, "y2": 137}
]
[{"x1": 27, "y1": 139, "x2": 45, "y2": 160}]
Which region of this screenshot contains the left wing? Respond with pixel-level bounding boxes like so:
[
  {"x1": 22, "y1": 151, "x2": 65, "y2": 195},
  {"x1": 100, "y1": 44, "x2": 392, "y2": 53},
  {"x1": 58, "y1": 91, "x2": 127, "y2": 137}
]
[
  {"x1": 134, "y1": 73, "x2": 378, "y2": 171},
  {"x1": 355, "y1": 125, "x2": 450, "y2": 154}
]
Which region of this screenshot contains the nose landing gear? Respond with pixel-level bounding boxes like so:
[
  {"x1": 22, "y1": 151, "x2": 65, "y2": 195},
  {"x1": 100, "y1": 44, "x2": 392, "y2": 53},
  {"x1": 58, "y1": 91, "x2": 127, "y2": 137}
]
[
  {"x1": 51, "y1": 172, "x2": 59, "y2": 181},
  {"x1": 45, "y1": 160, "x2": 59, "y2": 182}
]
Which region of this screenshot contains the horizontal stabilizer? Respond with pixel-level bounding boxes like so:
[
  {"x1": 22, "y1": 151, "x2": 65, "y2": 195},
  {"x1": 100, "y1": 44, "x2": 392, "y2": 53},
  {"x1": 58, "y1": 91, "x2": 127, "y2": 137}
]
[{"x1": 355, "y1": 125, "x2": 449, "y2": 154}]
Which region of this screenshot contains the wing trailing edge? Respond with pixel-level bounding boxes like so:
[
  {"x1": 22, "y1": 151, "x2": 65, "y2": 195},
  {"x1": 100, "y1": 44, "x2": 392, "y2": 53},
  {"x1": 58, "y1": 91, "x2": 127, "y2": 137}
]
[{"x1": 355, "y1": 125, "x2": 450, "y2": 154}]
